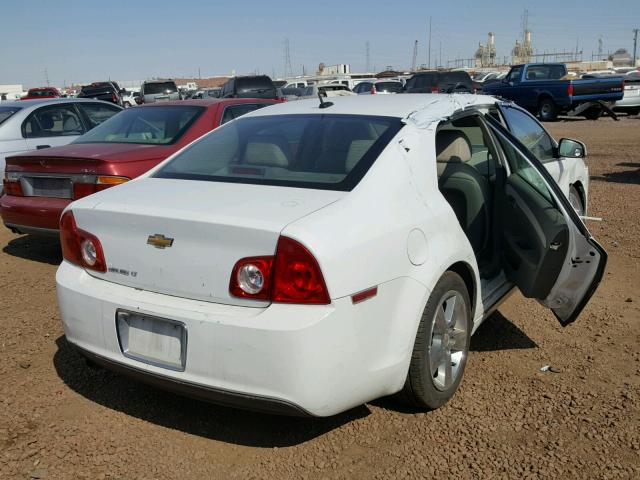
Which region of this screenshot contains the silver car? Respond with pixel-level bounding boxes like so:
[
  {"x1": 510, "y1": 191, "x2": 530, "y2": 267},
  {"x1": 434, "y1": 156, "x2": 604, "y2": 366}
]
[
  {"x1": 613, "y1": 71, "x2": 640, "y2": 115},
  {"x1": 0, "y1": 98, "x2": 122, "y2": 191},
  {"x1": 139, "y1": 80, "x2": 181, "y2": 104}
]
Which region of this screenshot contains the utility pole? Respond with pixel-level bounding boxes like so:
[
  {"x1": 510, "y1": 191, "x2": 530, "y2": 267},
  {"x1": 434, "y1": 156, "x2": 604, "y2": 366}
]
[
  {"x1": 411, "y1": 40, "x2": 418, "y2": 72},
  {"x1": 365, "y1": 41, "x2": 371, "y2": 72},
  {"x1": 427, "y1": 17, "x2": 432, "y2": 69},
  {"x1": 633, "y1": 29, "x2": 639, "y2": 66}
]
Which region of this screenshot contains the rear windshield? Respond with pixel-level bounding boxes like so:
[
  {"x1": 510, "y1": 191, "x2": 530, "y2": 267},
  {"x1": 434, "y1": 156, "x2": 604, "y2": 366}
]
[
  {"x1": 375, "y1": 82, "x2": 403, "y2": 93},
  {"x1": 28, "y1": 90, "x2": 57, "y2": 97},
  {"x1": 524, "y1": 65, "x2": 566, "y2": 80},
  {"x1": 438, "y1": 72, "x2": 472, "y2": 86},
  {"x1": 154, "y1": 114, "x2": 403, "y2": 191},
  {"x1": 319, "y1": 85, "x2": 350, "y2": 92},
  {"x1": 406, "y1": 74, "x2": 436, "y2": 89},
  {"x1": 74, "y1": 105, "x2": 203, "y2": 145},
  {"x1": 80, "y1": 85, "x2": 115, "y2": 96},
  {"x1": 144, "y1": 82, "x2": 178, "y2": 95}
]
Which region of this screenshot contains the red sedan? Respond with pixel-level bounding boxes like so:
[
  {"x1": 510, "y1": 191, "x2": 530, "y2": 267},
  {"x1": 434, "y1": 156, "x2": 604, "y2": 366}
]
[
  {"x1": 1, "y1": 98, "x2": 277, "y2": 235},
  {"x1": 21, "y1": 87, "x2": 61, "y2": 100}
]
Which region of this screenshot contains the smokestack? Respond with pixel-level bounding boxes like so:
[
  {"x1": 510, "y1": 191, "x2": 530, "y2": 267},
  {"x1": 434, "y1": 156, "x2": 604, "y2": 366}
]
[
  {"x1": 488, "y1": 32, "x2": 495, "y2": 46},
  {"x1": 525, "y1": 30, "x2": 531, "y2": 46}
]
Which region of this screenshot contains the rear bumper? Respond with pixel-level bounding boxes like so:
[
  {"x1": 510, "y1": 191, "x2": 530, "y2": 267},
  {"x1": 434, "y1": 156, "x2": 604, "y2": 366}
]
[
  {"x1": 56, "y1": 261, "x2": 428, "y2": 417},
  {"x1": 72, "y1": 343, "x2": 312, "y2": 416},
  {"x1": 0, "y1": 194, "x2": 69, "y2": 233}
]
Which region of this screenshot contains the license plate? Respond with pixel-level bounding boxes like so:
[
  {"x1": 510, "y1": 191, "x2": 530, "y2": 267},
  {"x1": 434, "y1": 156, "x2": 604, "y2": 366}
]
[
  {"x1": 116, "y1": 310, "x2": 187, "y2": 371},
  {"x1": 627, "y1": 89, "x2": 639, "y2": 96},
  {"x1": 27, "y1": 177, "x2": 72, "y2": 198}
]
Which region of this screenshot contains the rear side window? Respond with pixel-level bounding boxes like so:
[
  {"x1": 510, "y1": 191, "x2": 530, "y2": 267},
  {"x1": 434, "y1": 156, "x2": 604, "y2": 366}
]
[
  {"x1": 22, "y1": 105, "x2": 84, "y2": 138},
  {"x1": 78, "y1": 103, "x2": 121, "y2": 128},
  {"x1": 220, "y1": 103, "x2": 270, "y2": 125},
  {"x1": 155, "y1": 114, "x2": 403, "y2": 191},
  {"x1": 0, "y1": 106, "x2": 21, "y2": 125},
  {"x1": 74, "y1": 106, "x2": 204, "y2": 145},
  {"x1": 144, "y1": 82, "x2": 178, "y2": 95}
]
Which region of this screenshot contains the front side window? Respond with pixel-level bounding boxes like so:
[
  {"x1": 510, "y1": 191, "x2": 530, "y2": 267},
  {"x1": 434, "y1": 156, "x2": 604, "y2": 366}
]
[
  {"x1": 155, "y1": 114, "x2": 403, "y2": 191},
  {"x1": 22, "y1": 105, "x2": 84, "y2": 138},
  {"x1": 507, "y1": 67, "x2": 522, "y2": 83},
  {"x1": 501, "y1": 106, "x2": 555, "y2": 162},
  {"x1": 496, "y1": 132, "x2": 554, "y2": 205},
  {"x1": 74, "y1": 106, "x2": 203, "y2": 145}
]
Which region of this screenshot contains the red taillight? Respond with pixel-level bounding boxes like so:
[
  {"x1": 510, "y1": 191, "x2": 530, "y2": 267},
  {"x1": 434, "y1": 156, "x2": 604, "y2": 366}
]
[
  {"x1": 370, "y1": 86, "x2": 376, "y2": 94},
  {"x1": 431, "y1": 86, "x2": 439, "y2": 93},
  {"x1": 567, "y1": 84, "x2": 574, "y2": 96},
  {"x1": 3, "y1": 178, "x2": 23, "y2": 196},
  {"x1": 229, "y1": 236, "x2": 329, "y2": 304},
  {"x1": 73, "y1": 176, "x2": 129, "y2": 199},
  {"x1": 112, "y1": 93, "x2": 117, "y2": 103},
  {"x1": 60, "y1": 211, "x2": 106, "y2": 272}
]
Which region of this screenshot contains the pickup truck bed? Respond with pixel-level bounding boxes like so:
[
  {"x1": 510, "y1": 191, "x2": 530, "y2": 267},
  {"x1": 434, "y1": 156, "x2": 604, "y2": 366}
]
[{"x1": 482, "y1": 63, "x2": 624, "y2": 121}]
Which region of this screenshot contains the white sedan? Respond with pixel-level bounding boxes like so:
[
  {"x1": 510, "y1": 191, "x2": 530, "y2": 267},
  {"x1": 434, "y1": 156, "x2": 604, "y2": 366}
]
[
  {"x1": 0, "y1": 98, "x2": 122, "y2": 189},
  {"x1": 56, "y1": 95, "x2": 606, "y2": 416}
]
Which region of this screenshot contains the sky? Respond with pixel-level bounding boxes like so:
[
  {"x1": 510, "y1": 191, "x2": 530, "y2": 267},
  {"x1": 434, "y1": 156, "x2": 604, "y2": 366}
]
[{"x1": 0, "y1": 0, "x2": 638, "y2": 87}]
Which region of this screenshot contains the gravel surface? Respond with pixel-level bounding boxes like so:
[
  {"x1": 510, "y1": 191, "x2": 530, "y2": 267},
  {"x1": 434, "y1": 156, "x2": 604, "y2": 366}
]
[{"x1": 0, "y1": 116, "x2": 639, "y2": 479}]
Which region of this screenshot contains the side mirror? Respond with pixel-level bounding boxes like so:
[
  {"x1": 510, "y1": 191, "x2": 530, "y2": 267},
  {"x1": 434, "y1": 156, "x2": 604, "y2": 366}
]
[
  {"x1": 558, "y1": 138, "x2": 586, "y2": 158},
  {"x1": 134, "y1": 96, "x2": 143, "y2": 105}
]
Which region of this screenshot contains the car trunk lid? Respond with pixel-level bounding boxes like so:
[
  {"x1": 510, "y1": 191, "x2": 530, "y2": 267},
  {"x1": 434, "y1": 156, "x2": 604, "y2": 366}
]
[{"x1": 74, "y1": 178, "x2": 344, "y2": 306}]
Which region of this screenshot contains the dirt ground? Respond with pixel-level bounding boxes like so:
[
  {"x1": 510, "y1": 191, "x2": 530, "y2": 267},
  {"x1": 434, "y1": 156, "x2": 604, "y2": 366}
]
[{"x1": 0, "y1": 116, "x2": 639, "y2": 480}]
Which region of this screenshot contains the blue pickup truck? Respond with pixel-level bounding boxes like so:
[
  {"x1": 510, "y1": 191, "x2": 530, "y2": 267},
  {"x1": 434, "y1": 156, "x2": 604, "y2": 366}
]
[{"x1": 482, "y1": 63, "x2": 625, "y2": 121}]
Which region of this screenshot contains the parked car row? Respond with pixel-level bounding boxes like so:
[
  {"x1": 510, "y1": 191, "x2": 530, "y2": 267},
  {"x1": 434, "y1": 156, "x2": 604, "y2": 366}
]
[{"x1": 36, "y1": 94, "x2": 604, "y2": 417}]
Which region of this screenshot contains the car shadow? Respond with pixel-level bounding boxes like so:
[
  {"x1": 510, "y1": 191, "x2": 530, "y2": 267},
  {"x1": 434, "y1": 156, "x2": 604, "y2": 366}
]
[
  {"x1": 53, "y1": 336, "x2": 370, "y2": 447},
  {"x1": 3, "y1": 234, "x2": 62, "y2": 265},
  {"x1": 591, "y1": 167, "x2": 640, "y2": 185},
  {"x1": 469, "y1": 311, "x2": 537, "y2": 352}
]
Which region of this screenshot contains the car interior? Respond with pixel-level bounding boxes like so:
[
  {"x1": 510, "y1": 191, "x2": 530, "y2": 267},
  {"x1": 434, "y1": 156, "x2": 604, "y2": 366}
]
[{"x1": 435, "y1": 113, "x2": 571, "y2": 301}]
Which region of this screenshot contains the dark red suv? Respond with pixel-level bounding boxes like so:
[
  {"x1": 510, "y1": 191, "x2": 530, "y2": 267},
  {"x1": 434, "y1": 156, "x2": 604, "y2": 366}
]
[{"x1": 1, "y1": 98, "x2": 277, "y2": 236}]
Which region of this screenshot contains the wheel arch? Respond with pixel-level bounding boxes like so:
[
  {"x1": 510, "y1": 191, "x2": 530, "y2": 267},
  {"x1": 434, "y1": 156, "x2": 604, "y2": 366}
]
[
  {"x1": 570, "y1": 180, "x2": 586, "y2": 209},
  {"x1": 446, "y1": 261, "x2": 477, "y2": 316}
]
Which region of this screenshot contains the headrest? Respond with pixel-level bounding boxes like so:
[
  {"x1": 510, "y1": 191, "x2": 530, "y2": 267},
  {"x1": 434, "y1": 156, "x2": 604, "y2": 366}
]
[
  {"x1": 345, "y1": 139, "x2": 375, "y2": 172},
  {"x1": 436, "y1": 130, "x2": 472, "y2": 164},
  {"x1": 39, "y1": 114, "x2": 54, "y2": 130},
  {"x1": 244, "y1": 136, "x2": 290, "y2": 168},
  {"x1": 63, "y1": 115, "x2": 80, "y2": 132}
]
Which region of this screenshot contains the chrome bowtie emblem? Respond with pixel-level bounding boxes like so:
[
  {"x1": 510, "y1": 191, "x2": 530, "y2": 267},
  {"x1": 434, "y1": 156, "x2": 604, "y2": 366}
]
[{"x1": 147, "y1": 234, "x2": 174, "y2": 249}]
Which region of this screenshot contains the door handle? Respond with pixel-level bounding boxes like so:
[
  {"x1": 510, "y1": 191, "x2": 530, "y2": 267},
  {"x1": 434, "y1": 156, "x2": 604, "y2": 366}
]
[{"x1": 36, "y1": 145, "x2": 50, "y2": 149}]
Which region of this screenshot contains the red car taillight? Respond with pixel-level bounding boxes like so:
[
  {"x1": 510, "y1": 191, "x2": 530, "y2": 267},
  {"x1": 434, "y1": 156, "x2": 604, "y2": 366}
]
[
  {"x1": 431, "y1": 86, "x2": 440, "y2": 93},
  {"x1": 73, "y1": 176, "x2": 129, "y2": 199},
  {"x1": 229, "y1": 236, "x2": 329, "y2": 304},
  {"x1": 567, "y1": 84, "x2": 574, "y2": 96},
  {"x1": 370, "y1": 85, "x2": 376, "y2": 94},
  {"x1": 60, "y1": 211, "x2": 107, "y2": 272},
  {"x1": 3, "y1": 177, "x2": 23, "y2": 196}
]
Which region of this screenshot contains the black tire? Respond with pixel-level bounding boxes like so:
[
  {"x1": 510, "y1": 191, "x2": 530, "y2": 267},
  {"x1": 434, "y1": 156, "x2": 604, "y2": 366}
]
[
  {"x1": 397, "y1": 271, "x2": 472, "y2": 410},
  {"x1": 569, "y1": 185, "x2": 585, "y2": 216},
  {"x1": 582, "y1": 106, "x2": 603, "y2": 120},
  {"x1": 538, "y1": 98, "x2": 558, "y2": 122}
]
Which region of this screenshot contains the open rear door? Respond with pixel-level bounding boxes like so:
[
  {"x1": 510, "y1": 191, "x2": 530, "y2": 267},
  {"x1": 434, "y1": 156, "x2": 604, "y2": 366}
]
[{"x1": 486, "y1": 117, "x2": 607, "y2": 326}]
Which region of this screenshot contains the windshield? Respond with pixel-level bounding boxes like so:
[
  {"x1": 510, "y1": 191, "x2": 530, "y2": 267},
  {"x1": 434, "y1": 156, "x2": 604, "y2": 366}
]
[
  {"x1": 0, "y1": 106, "x2": 21, "y2": 125},
  {"x1": 144, "y1": 82, "x2": 178, "y2": 95},
  {"x1": 155, "y1": 114, "x2": 403, "y2": 191},
  {"x1": 74, "y1": 105, "x2": 203, "y2": 145}
]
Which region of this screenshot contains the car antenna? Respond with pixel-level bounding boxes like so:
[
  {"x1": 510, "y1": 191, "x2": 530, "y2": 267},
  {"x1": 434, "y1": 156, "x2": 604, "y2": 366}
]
[{"x1": 318, "y1": 92, "x2": 333, "y2": 109}]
